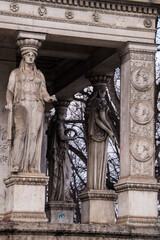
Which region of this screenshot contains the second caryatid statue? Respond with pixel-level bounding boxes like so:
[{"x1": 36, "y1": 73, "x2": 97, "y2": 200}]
[
  {"x1": 46, "y1": 100, "x2": 77, "y2": 223},
  {"x1": 6, "y1": 38, "x2": 56, "y2": 174}
]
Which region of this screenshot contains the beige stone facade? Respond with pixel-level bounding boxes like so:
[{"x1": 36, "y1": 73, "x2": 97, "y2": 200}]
[{"x1": 0, "y1": 0, "x2": 160, "y2": 238}]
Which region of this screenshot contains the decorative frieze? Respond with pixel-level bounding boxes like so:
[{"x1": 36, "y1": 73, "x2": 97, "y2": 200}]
[{"x1": 38, "y1": 0, "x2": 158, "y2": 15}]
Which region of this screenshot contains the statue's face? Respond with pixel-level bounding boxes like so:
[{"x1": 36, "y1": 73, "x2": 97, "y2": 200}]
[
  {"x1": 98, "y1": 88, "x2": 106, "y2": 99},
  {"x1": 23, "y1": 51, "x2": 36, "y2": 64}
]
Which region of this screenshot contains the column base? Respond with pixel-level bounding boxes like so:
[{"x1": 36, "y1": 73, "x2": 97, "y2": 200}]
[
  {"x1": 45, "y1": 200, "x2": 75, "y2": 224},
  {"x1": 3, "y1": 173, "x2": 49, "y2": 222},
  {"x1": 79, "y1": 189, "x2": 117, "y2": 224},
  {"x1": 115, "y1": 177, "x2": 160, "y2": 226}
]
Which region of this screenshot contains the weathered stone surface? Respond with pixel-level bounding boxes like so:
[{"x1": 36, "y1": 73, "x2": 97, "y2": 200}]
[
  {"x1": 45, "y1": 200, "x2": 75, "y2": 224},
  {"x1": 3, "y1": 173, "x2": 49, "y2": 222},
  {"x1": 0, "y1": 44, "x2": 16, "y2": 220},
  {"x1": 116, "y1": 42, "x2": 159, "y2": 226},
  {"x1": 0, "y1": 222, "x2": 160, "y2": 239},
  {"x1": 0, "y1": 0, "x2": 158, "y2": 48},
  {"x1": 80, "y1": 190, "x2": 117, "y2": 224}
]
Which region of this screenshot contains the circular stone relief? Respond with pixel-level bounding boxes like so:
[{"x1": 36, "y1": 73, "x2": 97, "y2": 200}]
[
  {"x1": 131, "y1": 100, "x2": 153, "y2": 124},
  {"x1": 131, "y1": 137, "x2": 153, "y2": 162},
  {"x1": 131, "y1": 67, "x2": 153, "y2": 91}
]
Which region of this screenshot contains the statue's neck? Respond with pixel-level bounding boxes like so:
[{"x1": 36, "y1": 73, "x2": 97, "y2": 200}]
[{"x1": 24, "y1": 62, "x2": 34, "y2": 71}]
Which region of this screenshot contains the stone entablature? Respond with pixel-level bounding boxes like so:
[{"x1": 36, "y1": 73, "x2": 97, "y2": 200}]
[{"x1": 0, "y1": 0, "x2": 158, "y2": 46}]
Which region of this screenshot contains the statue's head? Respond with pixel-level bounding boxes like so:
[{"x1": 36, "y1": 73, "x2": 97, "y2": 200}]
[
  {"x1": 23, "y1": 51, "x2": 36, "y2": 65},
  {"x1": 94, "y1": 85, "x2": 106, "y2": 99},
  {"x1": 54, "y1": 100, "x2": 70, "y2": 121},
  {"x1": 17, "y1": 38, "x2": 42, "y2": 63}
]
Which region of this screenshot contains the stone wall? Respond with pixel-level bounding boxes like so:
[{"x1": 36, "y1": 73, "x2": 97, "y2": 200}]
[{"x1": 0, "y1": 222, "x2": 160, "y2": 240}]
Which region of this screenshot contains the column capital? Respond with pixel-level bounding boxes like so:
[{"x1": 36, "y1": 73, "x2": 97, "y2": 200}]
[
  {"x1": 54, "y1": 100, "x2": 71, "y2": 114},
  {"x1": 119, "y1": 42, "x2": 157, "y2": 59},
  {"x1": 87, "y1": 74, "x2": 113, "y2": 87},
  {"x1": 17, "y1": 31, "x2": 46, "y2": 42},
  {"x1": 16, "y1": 31, "x2": 46, "y2": 56}
]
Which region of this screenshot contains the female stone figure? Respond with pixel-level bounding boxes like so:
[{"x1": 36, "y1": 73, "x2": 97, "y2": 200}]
[
  {"x1": 5, "y1": 39, "x2": 56, "y2": 174},
  {"x1": 85, "y1": 81, "x2": 115, "y2": 190},
  {"x1": 47, "y1": 101, "x2": 77, "y2": 201}
]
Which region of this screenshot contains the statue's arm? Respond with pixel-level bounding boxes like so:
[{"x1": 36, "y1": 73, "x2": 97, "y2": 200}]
[
  {"x1": 40, "y1": 72, "x2": 57, "y2": 103},
  {"x1": 99, "y1": 110, "x2": 112, "y2": 131},
  {"x1": 57, "y1": 122, "x2": 76, "y2": 141},
  {"x1": 95, "y1": 111, "x2": 114, "y2": 141},
  {"x1": 6, "y1": 70, "x2": 16, "y2": 110}
]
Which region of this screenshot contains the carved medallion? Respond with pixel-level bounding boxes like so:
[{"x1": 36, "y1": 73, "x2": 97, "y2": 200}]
[
  {"x1": 143, "y1": 18, "x2": 152, "y2": 28},
  {"x1": 131, "y1": 67, "x2": 153, "y2": 91},
  {"x1": 65, "y1": 10, "x2": 74, "y2": 19},
  {"x1": 92, "y1": 11, "x2": 100, "y2": 22},
  {"x1": 131, "y1": 137, "x2": 153, "y2": 162},
  {"x1": 10, "y1": 3, "x2": 19, "y2": 12},
  {"x1": 131, "y1": 100, "x2": 153, "y2": 124},
  {"x1": 38, "y1": 5, "x2": 47, "y2": 16}
]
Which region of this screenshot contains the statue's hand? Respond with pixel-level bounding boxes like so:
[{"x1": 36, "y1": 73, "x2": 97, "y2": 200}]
[
  {"x1": 51, "y1": 95, "x2": 57, "y2": 102},
  {"x1": 5, "y1": 103, "x2": 13, "y2": 111},
  {"x1": 109, "y1": 132, "x2": 115, "y2": 145}
]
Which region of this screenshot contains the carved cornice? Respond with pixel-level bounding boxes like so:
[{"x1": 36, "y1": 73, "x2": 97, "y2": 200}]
[
  {"x1": 4, "y1": 174, "x2": 49, "y2": 187},
  {"x1": 45, "y1": 201, "x2": 76, "y2": 211},
  {"x1": 37, "y1": 0, "x2": 158, "y2": 15},
  {"x1": 117, "y1": 216, "x2": 158, "y2": 225},
  {"x1": 79, "y1": 190, "x2": 117, "y2": 201},
  {"x1": 115, "y1": 182, "x2": 160, "y2": 193},
  {"x1": 4, "y1": 211, "x2": 47, "y2": 222}
]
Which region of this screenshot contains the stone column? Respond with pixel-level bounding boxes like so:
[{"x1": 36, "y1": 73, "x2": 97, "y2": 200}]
[
  {"x1": 3, "y1": 31, "x2": 49, "y2": 222},
  {"x1": 45, "y1": 100, "x2": 75, "y2": 224},
  {"x1": 79, "y1": 75, "x2": 116, "y2": 224},
  {"x1": 115, "y1": 42, "x2": 159, "y2": 226}
]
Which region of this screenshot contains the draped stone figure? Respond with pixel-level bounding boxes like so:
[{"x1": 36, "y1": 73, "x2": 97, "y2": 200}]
[
  {"x1": 47, "y1": 101, "x2": 77, "y2": 201},
  {"x1": 5, "y1": 39, "x2": 57, "y2": 174},
  {"x1": 85, "y1": 76, "x2": 115, "y2": 190}
]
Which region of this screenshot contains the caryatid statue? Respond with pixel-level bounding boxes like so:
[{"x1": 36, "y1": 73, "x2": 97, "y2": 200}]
[
  {"x1": 47, "y1": 101, "x2": 77, "y2": 201},
  {"x1": 85, "y1": 75, "x2": 115, "y2": 190},
  {"x1": 5, "y1": 38, "x2": 57, "y2": 174}
]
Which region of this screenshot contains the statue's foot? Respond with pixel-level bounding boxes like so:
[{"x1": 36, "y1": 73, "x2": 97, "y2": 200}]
[
  {"x1": 29, "y1": 167, "x2": 39, "y2": 173},
  {"x1": 12, "y1": 167, "x2": 19, "y2": 174}
]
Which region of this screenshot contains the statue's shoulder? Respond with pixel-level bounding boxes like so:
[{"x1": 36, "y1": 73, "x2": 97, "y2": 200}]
[
  {"x1": 9, "y1": 68, "x2": 20, "y2": 78},
  {"x1": 37, "y1": 69, "x2": 44, "y2": 78}
]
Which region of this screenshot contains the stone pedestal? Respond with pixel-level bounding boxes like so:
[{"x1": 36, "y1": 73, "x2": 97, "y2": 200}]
[
  {"x1": 45, "y1": 200, "x2": 75, "y2": 224},
  {"x1": 79, "y1": 190, "x2": 116, "y2": 224},
  {"x1": 116, "y1": 42, "x2": 159, "y2": 226},
  {"x1": 115, "y1": 176, "x2": 159, "y2": 226},
  {"x1": 3, "y1": 173, "x2": 49, "y2": 222}
]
